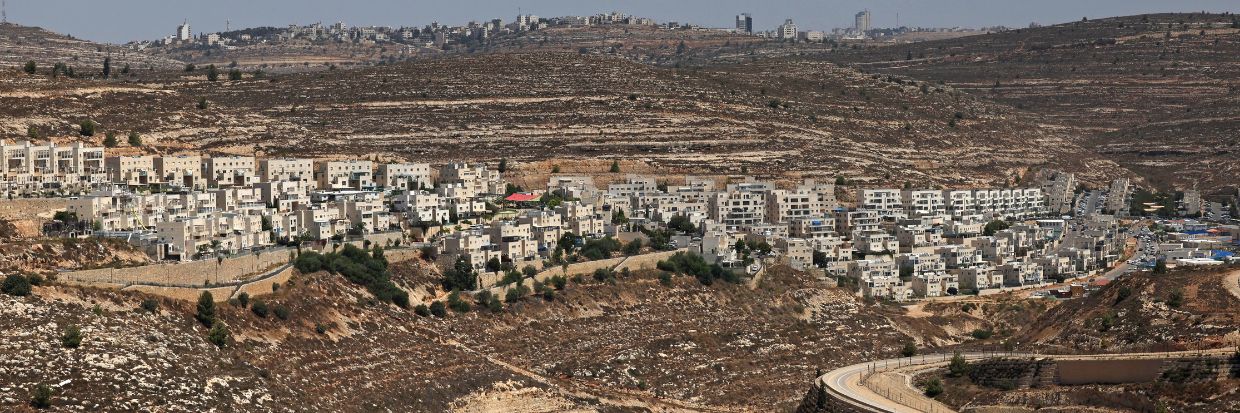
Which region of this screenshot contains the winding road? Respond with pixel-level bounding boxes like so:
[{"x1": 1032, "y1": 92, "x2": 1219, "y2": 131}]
[{"x1": 817, "y1": 349, "x2": 1235, "y2": 413}]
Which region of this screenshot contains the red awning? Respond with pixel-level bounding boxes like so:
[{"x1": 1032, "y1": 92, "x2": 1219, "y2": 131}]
[{"x1": 504, "y1": 193, "x2": 541, "y2": 202}]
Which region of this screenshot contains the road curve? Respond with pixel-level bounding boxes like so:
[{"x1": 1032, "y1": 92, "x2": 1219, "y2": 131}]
[{"x1": 817, "y1": 349, "x2": 1234, "y2": 413}]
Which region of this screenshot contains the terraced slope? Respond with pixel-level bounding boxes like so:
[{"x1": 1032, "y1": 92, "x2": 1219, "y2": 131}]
[{"x1": 822, "y1": 13, "x2": 1240, "y2": 194}]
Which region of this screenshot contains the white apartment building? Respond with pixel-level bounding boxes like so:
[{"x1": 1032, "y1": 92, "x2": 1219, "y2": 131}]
[
  {"x1": 860, "y1": 189, "x2": 905, "y2": 219},
  {"x1": 902, "y1": 190, "x2": 946, "y2": 218}
]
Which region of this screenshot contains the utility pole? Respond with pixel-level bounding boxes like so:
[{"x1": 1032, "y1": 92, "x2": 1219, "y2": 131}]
[{"x1": 2, "y1": 0, "x2": 8, "y2": 24}]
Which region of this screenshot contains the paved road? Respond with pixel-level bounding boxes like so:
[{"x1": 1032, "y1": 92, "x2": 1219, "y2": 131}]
[{"x1": 819, "y1": 349, "x2": 1235, "y2": 413}]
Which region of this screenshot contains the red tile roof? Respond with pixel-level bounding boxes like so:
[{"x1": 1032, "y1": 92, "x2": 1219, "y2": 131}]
[{"x1": 504, "y1": 193, "x2": 541, "y2": 202}]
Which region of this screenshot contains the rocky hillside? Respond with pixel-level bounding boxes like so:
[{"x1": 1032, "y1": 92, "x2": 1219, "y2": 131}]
[
  {"x1": 1019, "y1": 266, "x2": 1240, "y2": 353},
  {"x1": 0, "y1": 23, "x2": 183, "y2": 71},
  {"x1": 822, "y1": 13, "x2": 1240, "y2": 194}
]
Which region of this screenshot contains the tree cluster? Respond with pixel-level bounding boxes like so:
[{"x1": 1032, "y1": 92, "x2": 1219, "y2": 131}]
[{"x1": 294, "y1": 244, "x2": 409, "y2": 308}]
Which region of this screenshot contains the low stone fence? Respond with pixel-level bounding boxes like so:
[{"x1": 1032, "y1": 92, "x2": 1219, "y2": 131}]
[
  {"x1": 484, "y1": 249, "x2": 685, "y2": 299},
  {"x1": 59, "y1": 248, "x2": 297, "y2": 288}
]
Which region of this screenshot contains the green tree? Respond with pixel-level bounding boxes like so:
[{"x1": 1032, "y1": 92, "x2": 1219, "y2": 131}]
[
  {"x1": 127, "y1": 132, "x2": 142, "y2": 147},
  {"x1": 414, "y1": 304, "x2": 430, "y2": 316},
  {"x1": 447, "y1": 291, "x2": 471, "y2": 313},
  {"x1": 26, "y1": 125, "x2": 40, "y2": 140},
  {"x1": 102, "y1": 57, "x2": 111, "y2": 78},
  {"x1": 102, "y1": 132, "x2": 118, "y2": 148},
  {"x1": 121, "y1": 63, "x2": 130, "y2": 75},
  {"x1": 207, "y1": 322, "x2": 230, "y2": 348},
  {"x1": 1153, "y1": 259, "x2": 1168, "y2": 274},
  {"x1": 947, "y1": 352, "x2": 968, "y2": 377},
  {"x1": 24, "y1": 61, "x2": 38, "y2": 74},
  {"x1": 498, "y1": 158, "x2": 508, "y2": 173},
  {"x1": 31, "y1": 383, "x2": 52, "y2": 409},
  {"x1": 184, "y1": 63, "x2": 196, "y2": 72},
  {"x1": 901, "y1": 341, "x2": 917, "y2": 357},
  {"x1": 273, "y1": 304, "x2": 290, "y2": 320},
  {"x1": 61, "y1": 325, "x2": 83, "y2": 348},
  {"x1": 429, "y1": 301, "x2": 447, "y2": 317},
  {"x1": 79, "y1": 120, "x2": 97, "y2": 137},
  {"x1": 206, "y1": 64, "x2": 219, "y2": 81},
  {"x1": 197, "y1": 97, "x2": 209, "y2": 110},
  {"x1": 551, "y1": 164, "x2": 560, "y2": 173},
  {"x1": 195, "y1": 291, "x2": 216, "y2": 327},
  {"x1": 623, "y1": 239, "x2": 643, "y2": 256},
  {"x1": 442, "y1": 256, "x2": 478, "y2": 291},
  {"x1": 2, "y1": 274, "x2": 32, "y2": 296},
  {"x1": 609, "y1": 160, "x2": 620, "y2": 173},
  {"x1": 522, "y1": 265, "x2": 538, "y2": 277},
  {"x1": 228, "y1": 68, "x2": 242, "y2": 80},
  {"x1": 983, "y1": 220, "x2": 1010, "y2": 236}
]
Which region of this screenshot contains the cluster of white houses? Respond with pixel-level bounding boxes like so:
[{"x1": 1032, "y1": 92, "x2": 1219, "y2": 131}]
[{"x1": 3, "y1": 139, "x2": 1147, "y2": 299}]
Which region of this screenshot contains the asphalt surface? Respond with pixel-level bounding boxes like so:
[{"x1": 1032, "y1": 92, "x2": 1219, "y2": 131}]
[{"x1": 818, "y1": 349, "x2": 1234, "y2": 413}]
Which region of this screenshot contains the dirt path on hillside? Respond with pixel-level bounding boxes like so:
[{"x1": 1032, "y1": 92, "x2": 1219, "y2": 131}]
[
  {"x1": 1224, "y1": 269, "x2": 1240, "y2": 302},
  {"x1": 418, "y1": 326, "x2": 740, "y2": 412}
]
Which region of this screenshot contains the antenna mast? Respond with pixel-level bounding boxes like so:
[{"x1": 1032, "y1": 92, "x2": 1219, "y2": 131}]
[{"x1": 3, "y1": 0, "x2": 8, "y2": 24}]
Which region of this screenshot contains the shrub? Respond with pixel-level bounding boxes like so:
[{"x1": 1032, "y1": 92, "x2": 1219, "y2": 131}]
[
  {"x1": 207, "y1": 322, "x2": 230, "y2": 348},
  {"x1": 272, "y1": 282, "x2": 281, "y2": 292},
  {"x1": 31, "y1": 383, "x2": 52, "y2": 409},
  {"x1": 542, "y1": 288, "x2": 555, "y2": 301},
  {"x1": 273, "y1": 304, "x2": 290, "y2": 320},
  {"x1": 24, "y1": 61, "x2": 37, "y2": 74},
  {"x1": 195, "y1": 291, "x2": 216, "y2": 327},
  {"x1": 550, "y1": 275, "x2": 567, "y2": 290},
  {"x1": 593, "y1": 268, "x2": 614, "y2": 282},
  {"x1": 487, "y1": 296, "x2": 503, "y2": 313},
  {"x1": 1166, "y1": 289, "x2": 1184, "y2": 308},
  {"x1": 970, "y1": 329, "x2": 994, "y2": 340},
  {"x1": 79, "y1": 120, "x2": 96, "y2": 137},
  {"x1": 293, "y1": 252, "x2": 323, "y2": 273},
  {"x1": 61, "y1": 325, "x2": 83, "y2": 348},
  {"x1": 251, "y1": 300, "x2": 270, "y2": 318},
  {"x1": 1114, "y1": 286, "x2": 1132, "y2": 305},
  {"x1": 522, "y1": 265, "x2": 538, "y2": 277},
  {"x1": 947, "y1": 352, "x2": 968, "y2": 377},
  {"x1": 315, "y1": 323, "x2": 329, "y2": 334},
  {"x1": 429, "y1": 301, "x2": 447, "y2": 317},
  {"x1": 924, "y1": 378, "x2": 943, "y2": 397},
  {"x1": 623, "y1": 239, "x2": 643, "y2": 256},
  {"x1": 236, "y1": 292, "x2": 250, "y2": 308},
  {"x1": 2, "y1": 274, "x2": 32, "y2": 296},
  {"x1": 447, "y1": 291, "x2": 471, "y2": 313},
  {"x1": 659, "y1": 272, "x2": 673, "y2": 286},
  {"x1": 139, "y1": 298, "x2": 159, "y2": 313},
  {"x1": 414, "y1": 304, "x2": 430, "y2": 317},
  {"x1": 27, "y1": 274, "x2": 44, "y2": 286}
]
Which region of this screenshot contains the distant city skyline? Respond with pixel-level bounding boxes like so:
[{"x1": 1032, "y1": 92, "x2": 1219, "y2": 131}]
[{"x1": 3, "y1": 0, "x2": 1238, "y2": 43}]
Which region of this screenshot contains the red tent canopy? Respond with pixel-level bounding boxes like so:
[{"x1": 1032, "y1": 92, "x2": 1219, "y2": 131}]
[{"x1": 504, "y1": 193, "x2": 541, "y2": 202}]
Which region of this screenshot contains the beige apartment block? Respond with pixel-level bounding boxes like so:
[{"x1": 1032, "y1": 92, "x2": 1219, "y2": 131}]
[
  {"x1": 376, "y1": 163, "x2": 431, "y2": 190},
  {"x1": 204, "y1": 156, "x2": 256, "y2": 188},
  {"x1": 154, "y1": 155, "x2": 203, "y2": 190},
  {"x1": 259, "y1": 158, "x2": 315, "y2": 186},
  {"x1": 315, "y1": 160, "x2": 374, "y2": 190},
  {"x1": 105, "y1": 155, "x2": 157, "y2": 186}
]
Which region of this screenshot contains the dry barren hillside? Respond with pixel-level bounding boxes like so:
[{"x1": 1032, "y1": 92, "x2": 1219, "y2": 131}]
[
  {"x1": 822, "y1": 12, "x2": 1240, "y2": 194},
  {"x1": 0, "y1": 23, "x2": 182, "y2": 71}
]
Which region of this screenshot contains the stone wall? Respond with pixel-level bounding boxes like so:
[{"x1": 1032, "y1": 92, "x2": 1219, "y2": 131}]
[
  {"x1": 793, "y1": 382, "x2": 868, "y2": 413},
  {"x1": 967, "y1": 358, "x2": 1057, "y2": 389},
  {"x1": 59, "y1": 248, "x2": 296, "y2": 288}
]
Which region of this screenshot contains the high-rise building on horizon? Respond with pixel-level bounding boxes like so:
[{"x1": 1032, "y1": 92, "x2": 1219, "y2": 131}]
[
  {"x1": 777, "y1": 18, "x2": 797, "y2": 40},
  {"x1": 735, "y1": 13, "x2": 753, "y2": 34},
  {"x1": 176, "y1": 20, "x2": 192, "y2": 42},
  {"x1": 854, "y1": 10, "x2": 871, "y2": 33}
]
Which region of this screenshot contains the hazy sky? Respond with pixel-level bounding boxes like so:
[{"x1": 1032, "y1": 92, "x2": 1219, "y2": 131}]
[{"x1": 6, "y1": 0, "x2": 1238, "y2": 43}]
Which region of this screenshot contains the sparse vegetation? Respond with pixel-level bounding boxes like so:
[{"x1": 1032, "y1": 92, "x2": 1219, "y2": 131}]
[
  {"x1": 61, "y1": 324, "x2": 83, "y2": 348},
  {"x1": 2, "y1": 274, "x2": 32, "y2": 296}
]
